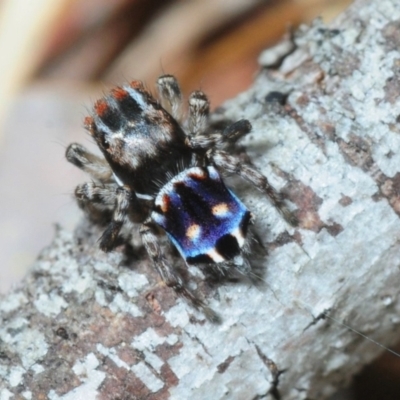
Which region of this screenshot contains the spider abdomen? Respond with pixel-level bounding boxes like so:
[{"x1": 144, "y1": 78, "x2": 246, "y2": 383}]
[{"x1": 152, "y1": 166, "x2": 252, "y2": 265}]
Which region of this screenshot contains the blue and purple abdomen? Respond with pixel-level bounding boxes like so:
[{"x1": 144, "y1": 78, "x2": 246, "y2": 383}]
[{"x1": 152, "y1": 166, "x2": 251, "y2": 265}]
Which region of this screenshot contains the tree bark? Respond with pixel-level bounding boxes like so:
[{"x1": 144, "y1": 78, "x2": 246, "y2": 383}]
[{"x1": 2, "y1": 0, "x2": 400, "y2": 399}]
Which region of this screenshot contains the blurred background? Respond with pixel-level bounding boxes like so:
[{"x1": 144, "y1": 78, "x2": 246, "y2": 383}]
[{"x1": 3, "y1": 1, "x2": 400, "y2": 399}]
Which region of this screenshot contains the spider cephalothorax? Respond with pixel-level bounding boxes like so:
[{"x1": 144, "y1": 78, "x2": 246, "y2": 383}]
[{"x1": 66, "y1": 75, "x2": 296, "y2": 321}]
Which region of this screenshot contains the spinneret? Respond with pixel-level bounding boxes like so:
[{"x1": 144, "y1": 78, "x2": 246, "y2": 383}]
[{"x1": 66, "y1": 75, "x2": 296, "y2": 321}]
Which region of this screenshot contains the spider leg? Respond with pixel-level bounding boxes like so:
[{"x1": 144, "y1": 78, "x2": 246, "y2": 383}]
[
  {"x1": 220, "y1": 119, "x2": 252, "y2": 145},
  {"x1": 76, "y1": 182, "x2": 116, "y2": 207},
  {"x1": 140, "y1": 220, "x2": 220, "y2": 323},
  {"x1": 188, "y1": 90, "x2": 210, "y2": 137},
  {"x1": 207, "y1": 149, "x2": 298, "y2": 226},
  {"x1": 157, "y1": 75, "x2": 183, "y2": 122},
  {"x1": 188, "y1": 119, "x2": 253, "y2": 152},
  {"x1": 66, "y1": 143, "x2": 112, "y2": 182},
  {"x1": 99, "y1": 186, "x2": 133, "y2": 252},
  {"x1": 75, "y1": 182, "x2": 116, "y2": 223}
]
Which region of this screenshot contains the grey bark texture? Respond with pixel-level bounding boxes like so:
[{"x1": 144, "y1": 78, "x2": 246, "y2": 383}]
[{"x1": 2, "y1": 0, "x2": 400, "y2": 399}]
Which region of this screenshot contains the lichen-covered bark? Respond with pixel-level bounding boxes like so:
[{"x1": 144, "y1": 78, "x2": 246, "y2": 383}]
[{"x1": 2, "y1": 0, "x2": 400, "y2": 399}]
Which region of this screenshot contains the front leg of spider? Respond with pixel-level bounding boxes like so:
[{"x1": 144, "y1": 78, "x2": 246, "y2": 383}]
[
  {"x1": 140, "y1": 220, "x2": 220, "y2": 323},
  {"x1": 66, "y1": 143, "x2": 117, "y2": 223},
  {"x1": 66, "y1": 143, "x2": 113, "y2": 181},
  {"x1": 157, "y1": 74, "x2": 182, "y2": 120},
  {"x1": 74, "y1": 182, "x2": 116, "y2": 224},
  {"x1": 99, "y1": 186, "x2": 132, "y2": 252}
]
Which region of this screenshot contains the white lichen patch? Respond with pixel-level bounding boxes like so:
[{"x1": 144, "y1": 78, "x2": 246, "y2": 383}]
[
  {"x1": 163, "y1": 301, "x2": 191, "y2": 327},
  {"x1": 92, "y1": 260, "x2": 118, "y2": 274},
  {"x1": 72, "y1": 352, "x2": 100, "y2": 377},
  {"x1": 0, "y1": 292, "x2": 28, "y2": 313},
  {"x1": 21, "y1": 391, "x2": 32, "y2": 400},
  {"x1": 0, "y1": 365, "x2": 7, "y2": 380},
  {"x1": 167, "y1": 337, "x2": 214, "y2": 381},
  {"x1": 30, "y1": 364, "x2": 45, "y2": 375},
  {"x1": 62, "y1": 268, "x2": 95, "y2": 296},
  {"x1": 34, "y1": 292, "x2": 68, "y2": 317},
  {"x1": 118, "y1": 271, "x2": 148, "y2": 297},
  {"x1": 131, "y1": 327, "x2": 171, "y2": 352},
  {"x1": 165, "y1": 333, "x2": 178, "y2": 346},
  {"x1": 96, "y1": 344, "x2": 130, "y2": 369},
  {"x1": 8, "y1": 366, "x2": 26, "y2": 387},
  {"x1": 169, "y1": 344, "x2": 271, "y2": 400},
  {"x1": 140, "y1": 350, "x2": 164, "y2": 373},
  {"x1": 48, "y1": 353, "x2": 105, "y2": 400},
  {"x1": 94, "y1": 288, "x2": 107, "y2": 307},
  {"x1": 0, "y1": 319, "x2": 48, "y2": 370},
  {"x1": 131, "y1": 362, "x2": 164, "y2": 392},
  {"x1": 108, "y1": 293, "x2": 142, "y2": 317},
  {"x1": 0, "y1": 389, "x2": 13, "y2": 400}
]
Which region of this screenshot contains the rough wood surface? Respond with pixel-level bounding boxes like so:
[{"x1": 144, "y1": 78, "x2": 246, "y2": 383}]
[{"x1": 2, "y1": 0, "x2": 400, "y2": 399}]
